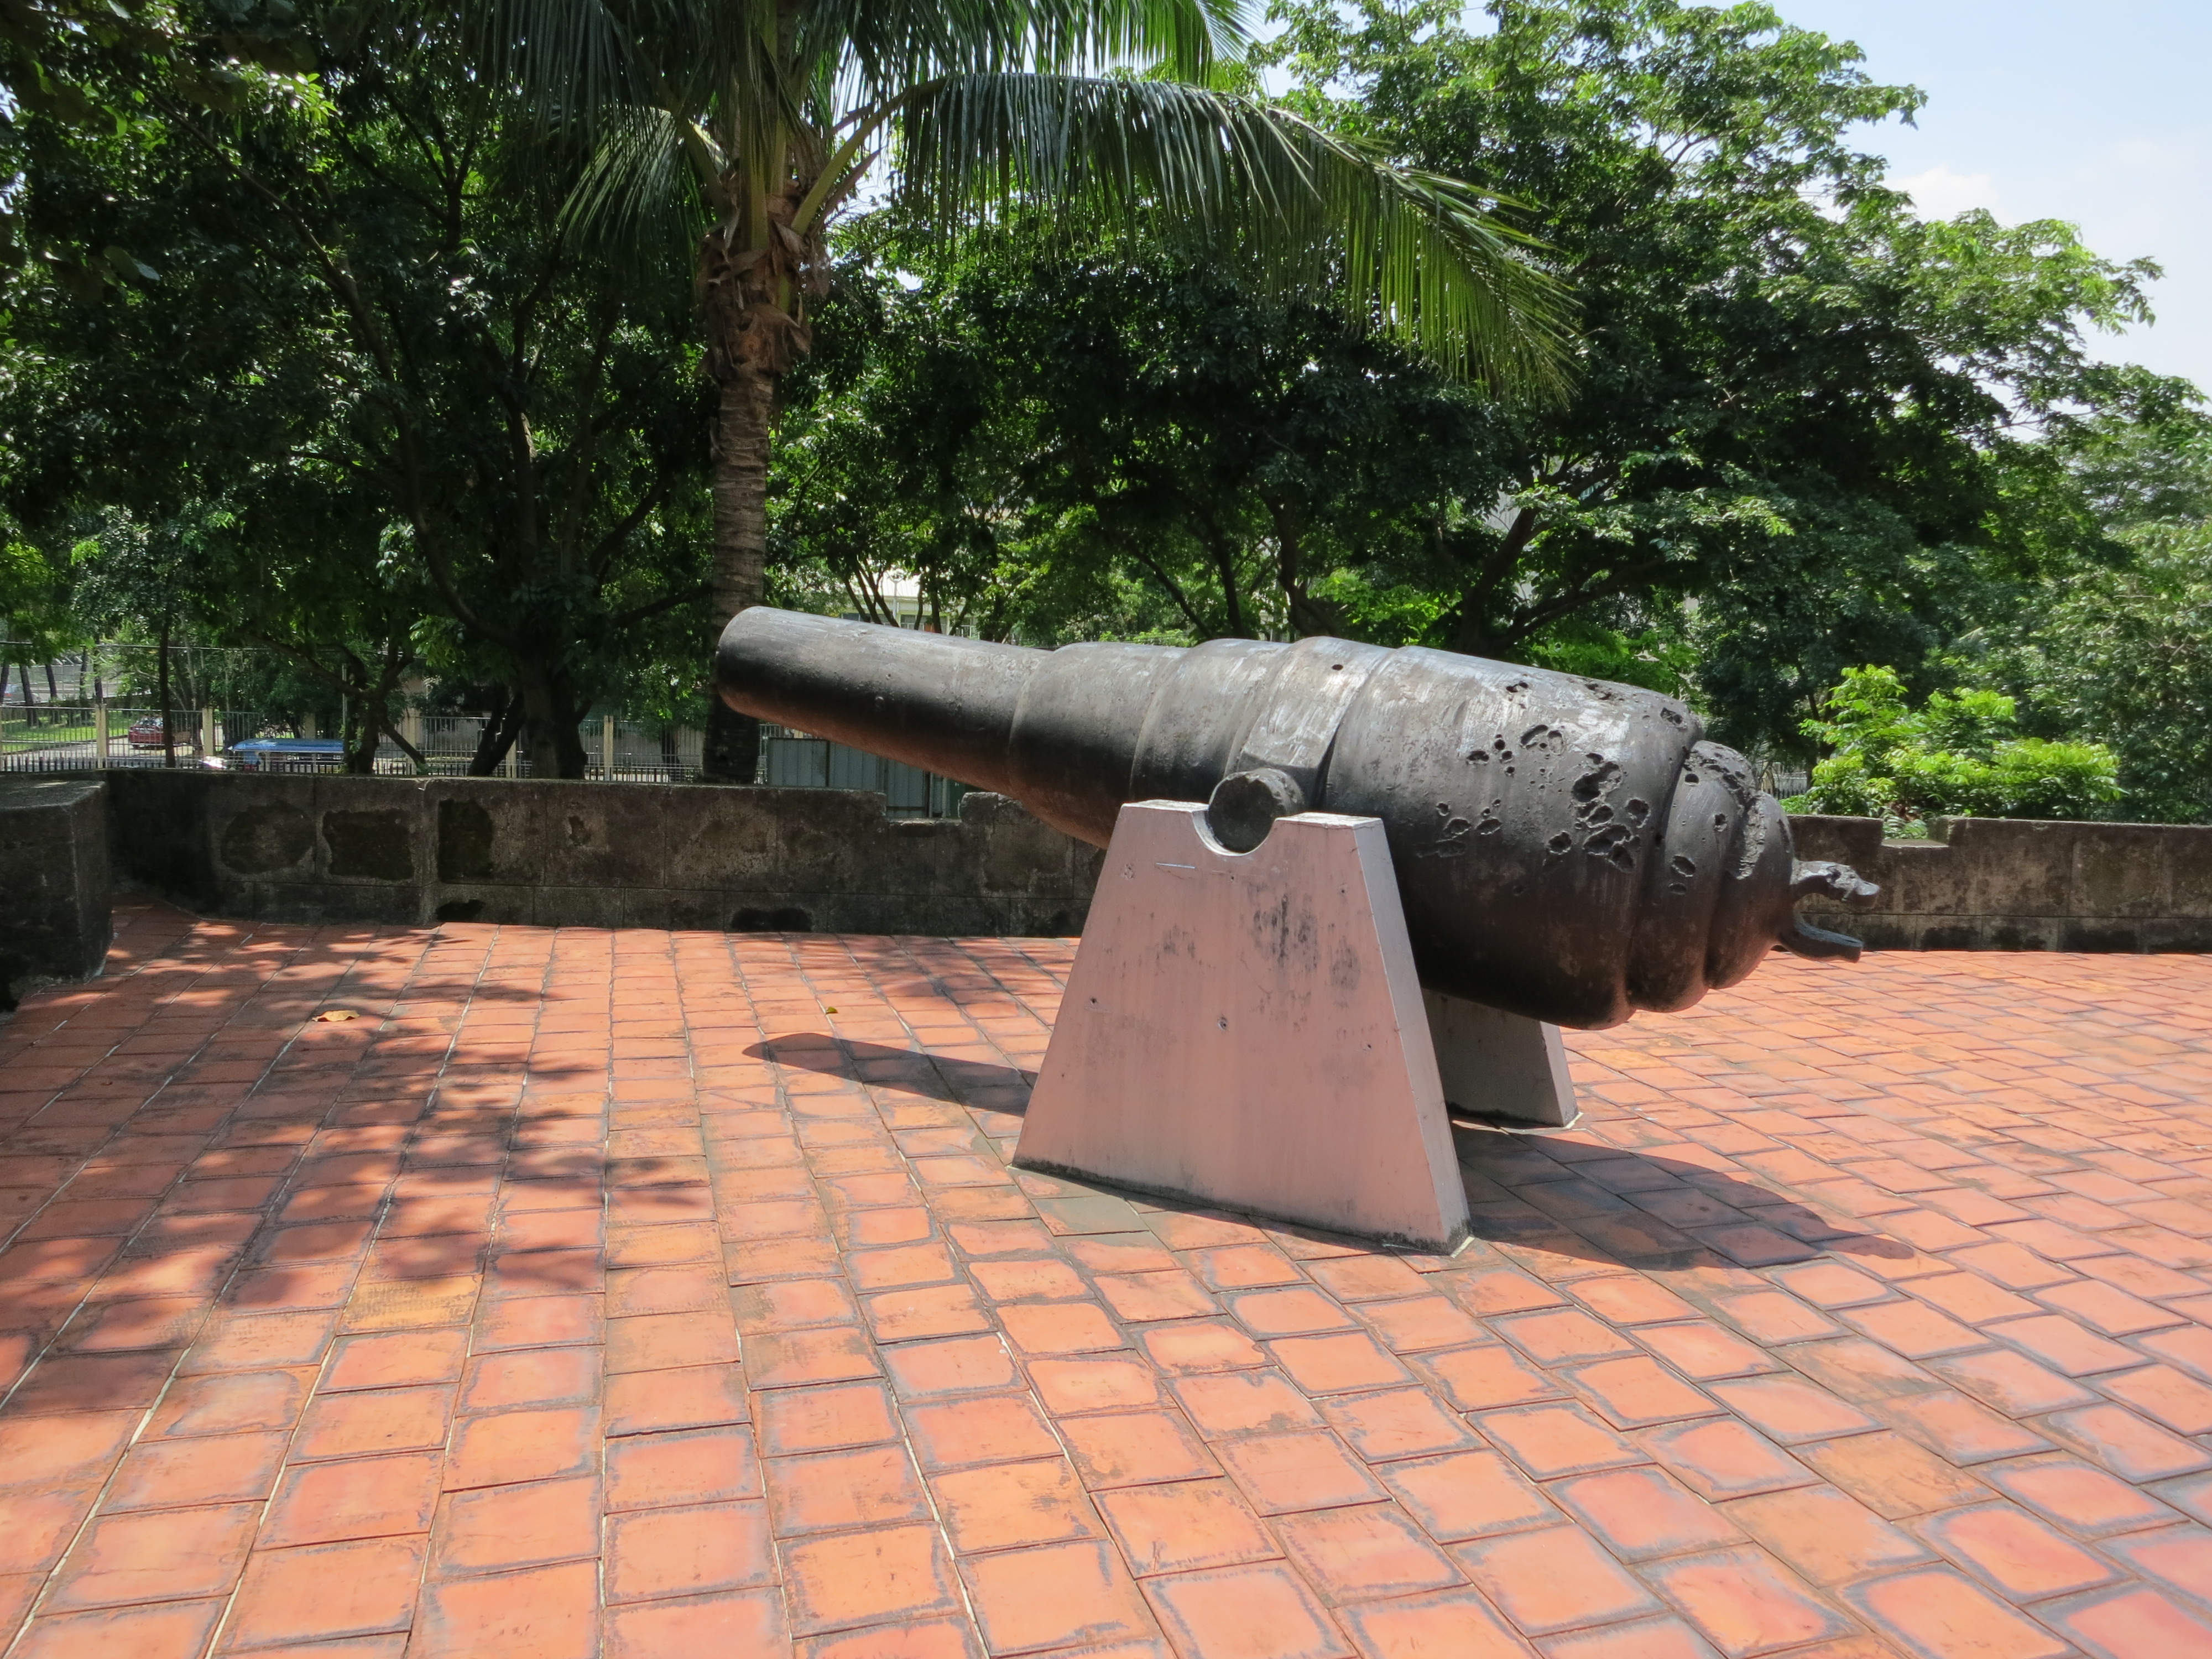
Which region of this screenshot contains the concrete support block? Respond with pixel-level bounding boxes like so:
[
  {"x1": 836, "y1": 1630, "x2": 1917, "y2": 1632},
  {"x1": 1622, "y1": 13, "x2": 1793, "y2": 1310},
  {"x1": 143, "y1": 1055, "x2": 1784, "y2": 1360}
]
[
  {"x1": 1015, "y1": 801, "x2": 1471, "y2": 1252},
  {"x1": 0, "y1": 778, "x2": 112, "y2": 1004},
  {"x1": 1425, "y1": 990, "x2": 1579, "y2": 1129}
]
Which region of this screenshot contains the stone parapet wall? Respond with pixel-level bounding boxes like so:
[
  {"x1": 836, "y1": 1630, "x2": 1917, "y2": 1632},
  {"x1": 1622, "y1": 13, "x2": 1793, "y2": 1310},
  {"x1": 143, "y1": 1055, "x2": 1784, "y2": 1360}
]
[
  {"x1": 77, "y1": 770, "x2": 1102, "y2": 937},
  {"x1": 27, "y1": 774, "x2": 2210, "y2": 952},
  {"x1": 1790, "y1": 813, "x2": 2212, "y2": 952}
]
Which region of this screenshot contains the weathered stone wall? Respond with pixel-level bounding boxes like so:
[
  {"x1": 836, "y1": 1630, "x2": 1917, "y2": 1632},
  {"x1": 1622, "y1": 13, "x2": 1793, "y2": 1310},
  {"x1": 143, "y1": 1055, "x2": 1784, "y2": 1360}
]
[
  {"x1": 1791, "y1": 814, "x2": 2212, "y2": 952},
  {"x1": 81, "y1": 770, "x2": 1102, "y2": 936},
  {"x1": 0, "y1": 778, "x2": 112, "y2": 997},
  {"x1": 24, "y1": 774, "x2": 2209, "y2": 952}
]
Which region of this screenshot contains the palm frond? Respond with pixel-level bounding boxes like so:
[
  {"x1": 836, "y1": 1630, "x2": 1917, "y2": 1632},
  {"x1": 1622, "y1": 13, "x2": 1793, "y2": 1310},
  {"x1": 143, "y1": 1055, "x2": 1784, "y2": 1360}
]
[
  {"x1": 561, "y1": 103, "x2": 711, "y2": 265},
  {"x1": 897, "y1": 75, "x2": 1573, "y2": 398},
  {"x1": 472, "y1": 0, "x2": 652, "y2": 121},
  {"x1": 795, "y1": 0, "x2": 1241, "y2": 100}
]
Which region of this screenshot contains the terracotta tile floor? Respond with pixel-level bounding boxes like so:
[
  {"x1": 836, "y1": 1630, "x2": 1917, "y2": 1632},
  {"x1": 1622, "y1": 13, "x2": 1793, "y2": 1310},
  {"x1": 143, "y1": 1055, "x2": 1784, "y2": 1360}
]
[{"x1": 4, "y1": 904, "x2": 2212, "y2": 1657}]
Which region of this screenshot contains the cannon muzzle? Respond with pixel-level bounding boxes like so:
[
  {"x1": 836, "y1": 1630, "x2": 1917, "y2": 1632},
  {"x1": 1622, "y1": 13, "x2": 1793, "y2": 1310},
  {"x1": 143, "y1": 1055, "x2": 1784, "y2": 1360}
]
[{"x1": 716, "y1": 607, "x2": 1875, "y2": 1029}]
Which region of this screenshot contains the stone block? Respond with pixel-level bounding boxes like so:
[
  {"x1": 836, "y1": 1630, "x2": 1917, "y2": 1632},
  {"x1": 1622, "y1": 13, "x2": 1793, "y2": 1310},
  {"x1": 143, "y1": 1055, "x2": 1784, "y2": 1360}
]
[
  {"x1": 967, "y1": 791, "x2": 1080, "y2": 894},
  {"x1": 1868, "y1": 842, "x2": 1965, "y2": 917},
  {"x1": 2137, "y1": 916, "x2": 2212, "y2": 952},
  {"x1": 216, "y1": 798, "x2": 316, "y2": 878},
  {"x1": 1947, "y1": 820, "x2": 2078, "y2": 917},
  {"x1": 322, "y1": 807, "x2": 418, "y2": 883},
  {"x1": 250, "y1": 880, "x2": 421, "y2": 927},
  {"x1": 1957, "y1": 916, "x2": 2062, "y2": 952},
  {"x1": 435, "y1": 795, "x2": 500, "y2": 882},
  {"x1": 1788, "y1": 815, "x2": 1884, "y2": 868},
  {"x1": 521, "y1": 782, "x2": 673, "y2": 889},
  {"x1": 661, "y1": 793, "x2": 782, "y2": 889},
  {"x1": 110, "y1": 767, "x2": 219, "y2": 909},
  {"x1": 426, "y1": 885, "x2": 530, "y2": 926},
  {"x1": 2068, "y1": 824, "x2": 2173, "y2": 918},
  {"x1": 529, "y1": 883, "x2": 630, "y2": 931},
  {"x1": 0, "y1": 778, "x2": 112, "y2": 1000},
  {"x1": 429, "y1": 780, "x2": 542, "y2": 885},
  {"x1": 2166, "y1": 827, "x2": 2212, "y2": 918},
  {"x1": 779, "y1": 787, "x2": 896, "y2": 886}
]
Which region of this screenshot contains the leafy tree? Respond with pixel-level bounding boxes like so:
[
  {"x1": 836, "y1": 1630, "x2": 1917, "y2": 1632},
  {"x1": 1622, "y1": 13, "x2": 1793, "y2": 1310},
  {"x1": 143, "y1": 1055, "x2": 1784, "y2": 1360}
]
[
  {"x1": 493, "y1": 0, "x2": 1571, "y2": 775},
  {"x1": 1258, "y1": 0, "x2": 2173, "y2": 754},
  {"x1": 1933, "y1": 395, "x2": 2212, "y2": 824},
  {"x1": 774, "y1": 0, "x2": 2178, "y2": 758},
  {"x1": 0, "y1": 0, "x2": 713, "y2": 776},
  {"x1": 774, "y1": 235, "x2": 1509, "y2": 648},
  {"x1": 0, "y1": 529, "x2": 79, "y2": 704},
  {"x1": 1969, "y1": 520, "x2": 2212, "y2": 826},
  {"x1": 65, "y1": 509, "x2": 234, "y2": 765},
  {"x1": 1785, "y1": 664, "x2": 2118, "y2": 830}
]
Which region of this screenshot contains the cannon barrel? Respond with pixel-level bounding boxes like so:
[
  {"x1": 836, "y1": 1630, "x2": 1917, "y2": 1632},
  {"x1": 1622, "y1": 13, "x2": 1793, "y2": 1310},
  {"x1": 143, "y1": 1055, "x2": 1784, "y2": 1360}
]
[{"x1": 715, "y1": 607, "x2": 1876, "y2": 1029}]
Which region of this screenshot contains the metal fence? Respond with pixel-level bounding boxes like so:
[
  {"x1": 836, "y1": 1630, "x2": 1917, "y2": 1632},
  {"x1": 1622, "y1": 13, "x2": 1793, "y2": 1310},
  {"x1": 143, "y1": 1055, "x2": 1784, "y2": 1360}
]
[
  {"x1": 1757, "y1": 762, "x2": 1811, "y2": 800},
  {"x1": 0, "y1": 706, "x2": 207, "y2": 771},
  {"x1": 2, "y1": 705, "x2": 966, "y2": 817},
  {"x1": 759, "y1": 726, "x2": 968, "y2": 818}
]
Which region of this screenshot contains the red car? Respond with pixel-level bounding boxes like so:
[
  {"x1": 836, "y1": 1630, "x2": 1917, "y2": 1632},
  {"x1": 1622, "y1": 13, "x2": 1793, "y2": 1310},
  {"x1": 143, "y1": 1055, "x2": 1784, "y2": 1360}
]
[{"x1": 126, "y1": 715, "x2": 199, "y2": 750}]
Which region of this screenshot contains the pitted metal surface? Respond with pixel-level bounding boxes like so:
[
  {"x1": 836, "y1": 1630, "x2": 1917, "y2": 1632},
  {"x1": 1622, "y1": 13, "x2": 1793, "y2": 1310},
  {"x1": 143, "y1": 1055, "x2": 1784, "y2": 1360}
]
[{"x1": 715, "y1": 607, "x2": 1876, "y2": 1027}]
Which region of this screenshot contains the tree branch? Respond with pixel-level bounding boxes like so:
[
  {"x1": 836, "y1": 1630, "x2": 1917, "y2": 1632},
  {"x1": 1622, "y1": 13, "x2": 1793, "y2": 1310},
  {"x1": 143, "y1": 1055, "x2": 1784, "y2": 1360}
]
[{"x1": 612, "y1": 583, "x2": 710, "y2": 627}]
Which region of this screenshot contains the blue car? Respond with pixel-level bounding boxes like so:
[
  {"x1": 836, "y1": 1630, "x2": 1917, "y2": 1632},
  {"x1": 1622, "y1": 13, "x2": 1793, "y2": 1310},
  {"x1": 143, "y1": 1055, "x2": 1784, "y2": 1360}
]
[{"x1": 228, "y1": 737, "x2": 346, "y2": 771}]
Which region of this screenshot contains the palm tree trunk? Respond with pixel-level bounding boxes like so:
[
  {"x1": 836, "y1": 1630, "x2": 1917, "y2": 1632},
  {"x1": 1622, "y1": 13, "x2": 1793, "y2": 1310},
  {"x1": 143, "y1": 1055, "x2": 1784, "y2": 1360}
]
[{"x1": 701, "y1": 366, "x2": 776, "y2": 782}]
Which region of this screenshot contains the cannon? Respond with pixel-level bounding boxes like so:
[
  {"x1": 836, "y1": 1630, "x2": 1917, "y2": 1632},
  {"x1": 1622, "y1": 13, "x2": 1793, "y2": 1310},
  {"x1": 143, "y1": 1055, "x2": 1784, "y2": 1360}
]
[{"x1": 714, "y1": 607, "x2": 1877, "y2": 1030}]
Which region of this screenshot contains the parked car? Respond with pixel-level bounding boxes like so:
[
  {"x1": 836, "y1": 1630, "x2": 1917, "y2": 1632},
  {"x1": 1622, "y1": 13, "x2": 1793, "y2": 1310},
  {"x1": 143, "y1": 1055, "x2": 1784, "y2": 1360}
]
[
  {"x1": 228, "y1": 737, "x2": 346, "y2": 772},
  {"x1": 126, "y1": 714, "x2": 197, "y2": 750}
]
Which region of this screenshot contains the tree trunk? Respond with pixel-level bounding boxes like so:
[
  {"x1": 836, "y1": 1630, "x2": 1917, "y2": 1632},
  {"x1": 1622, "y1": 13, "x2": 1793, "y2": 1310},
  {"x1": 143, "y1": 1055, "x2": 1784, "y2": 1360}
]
[
  {"x1": 702, "y1": 367, "x2": 776, "y2": 781},
  {"x1": 516, "y1": 661, "x2": 588, "y2": 779},
  {"x1": 1264, "y1": 499, "x2": 1343, "y2": 640},
  {"x1": 468, "y1": 690, "x2": 521, "y2": 775},
  {"x1": 1199, "y1": 513, "x2": 1248, "y2": 639},
  {"x1": 697, "y1": 208, "x2": 817, "y2": 784},
  {"x1": 343, "y1": 684, "x2": 383, "y2": 774}
]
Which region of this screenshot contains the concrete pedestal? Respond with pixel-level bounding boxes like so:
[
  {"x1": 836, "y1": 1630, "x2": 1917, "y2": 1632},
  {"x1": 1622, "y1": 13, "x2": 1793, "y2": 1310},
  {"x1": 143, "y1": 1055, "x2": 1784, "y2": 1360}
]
[
  {"x1": 1015, "y1": 801, "x2": 1475, "y2": 1250},
  {"x1": 1426, "y1": 989, "x2": 1580, "y2": 1130},
  {"x1": 0, "y1": 778, "x2": 111, "y2": 1008}
]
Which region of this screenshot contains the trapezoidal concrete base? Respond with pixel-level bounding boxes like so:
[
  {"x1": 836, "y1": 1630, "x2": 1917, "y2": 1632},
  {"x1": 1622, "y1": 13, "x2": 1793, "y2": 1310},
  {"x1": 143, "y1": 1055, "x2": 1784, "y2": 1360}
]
[{"x1": 1015, "y1": 801, "x2": 1475, "y2": 1252}]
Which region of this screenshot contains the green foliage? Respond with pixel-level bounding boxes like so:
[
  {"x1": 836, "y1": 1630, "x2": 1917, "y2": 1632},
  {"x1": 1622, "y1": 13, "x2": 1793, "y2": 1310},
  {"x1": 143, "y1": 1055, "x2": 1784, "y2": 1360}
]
[
  {"x1": 1, "y1": 0, "x2": 713, "y2": 774},
  {"x1": 1253, "y1": 0, "x2": 2171, "y2": 752},
  {"x1": 1967, "y1": 520, "x2": 2212, "y2": 826},
  {"x1": 498, "y1": 0, "x2": 1571, "y2": 397},
  {"x1": 764, "y1": 0, "x2": 2185, "y2": 771},
  {"x1": 773, "y1": 232, "x2": 1509, "y2": 646},
  {"x1": 1785, "y1": 665, "x2": 2119, "y2": 830},
  {"x1": 0, "y1": 531, "x2": 79, "y2": 669},
  {"x1": 6, "y1": 0, "x2": 2202, "y2": 802},
  {"x1": 1521, "y1": 617, "x2": 1696, "y2": 698}
]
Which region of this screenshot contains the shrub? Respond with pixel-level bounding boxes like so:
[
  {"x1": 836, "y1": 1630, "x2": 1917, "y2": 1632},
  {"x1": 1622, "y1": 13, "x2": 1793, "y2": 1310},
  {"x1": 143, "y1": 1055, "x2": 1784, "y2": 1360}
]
[{"x1": 1783, "y1": 666, "x2": 2118, "y2": 831}]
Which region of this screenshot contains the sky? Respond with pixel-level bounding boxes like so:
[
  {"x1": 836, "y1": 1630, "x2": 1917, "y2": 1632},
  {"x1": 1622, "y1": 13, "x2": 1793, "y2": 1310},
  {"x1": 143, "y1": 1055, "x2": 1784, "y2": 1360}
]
[{"x1": 1774, "y1": 0, "x2": 2210, "y2": 392}]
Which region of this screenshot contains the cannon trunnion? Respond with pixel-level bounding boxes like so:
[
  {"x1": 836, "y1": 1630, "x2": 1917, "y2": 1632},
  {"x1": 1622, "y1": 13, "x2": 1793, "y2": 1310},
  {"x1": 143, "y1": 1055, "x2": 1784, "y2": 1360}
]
[{"x1": 714, "y1": 607, "x2": 1874, "y2": 1029}]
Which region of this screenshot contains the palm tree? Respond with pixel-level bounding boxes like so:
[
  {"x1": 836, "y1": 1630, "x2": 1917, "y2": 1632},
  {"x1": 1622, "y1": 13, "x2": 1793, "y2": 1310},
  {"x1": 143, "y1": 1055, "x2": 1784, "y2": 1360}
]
[{"x1": 489, "y1": 0, "x2": 1571, "y2": 776}]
